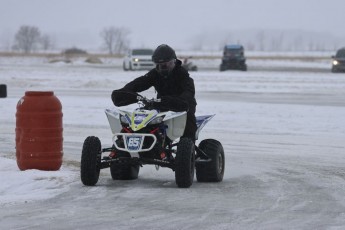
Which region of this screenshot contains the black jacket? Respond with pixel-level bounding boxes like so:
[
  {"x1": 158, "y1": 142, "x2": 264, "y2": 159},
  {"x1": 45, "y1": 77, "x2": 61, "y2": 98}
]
[
  {"x1": 112, "y1": 59, "x2": 197, "y2": 112},
  {"x1": 112, "y1": 59, "x2": 197, "y2": 139}
]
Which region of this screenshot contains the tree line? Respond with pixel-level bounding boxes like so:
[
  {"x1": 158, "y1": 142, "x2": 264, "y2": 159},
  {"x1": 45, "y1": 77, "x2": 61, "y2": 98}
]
[
  {"x1": 9, "y1": 25, "x2": 130, "y2": 55},
  {"x1": 7, "y1": 25, "x2": 342, "y2": 54}
]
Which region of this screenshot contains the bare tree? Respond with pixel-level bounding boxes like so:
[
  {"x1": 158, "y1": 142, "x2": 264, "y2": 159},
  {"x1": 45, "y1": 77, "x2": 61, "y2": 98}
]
[
  {"x1": 14, "y1": 25, "x2": 41, "y2": 53},
  {"x1": 256, "y1": 30, "x2": 265, "y2": 51},
  {"x1": 40, "y1": 34, "x2": 54, "y2": 51},
  {"x1": 100, "y1": 27, "x2": 130, "y2": 55},
  {"x1": 293, "y1": 35, "x2": 303, "y2": 51},
  {"x1": 0, "y1": 29, "x2": 14, "y2": 51}
]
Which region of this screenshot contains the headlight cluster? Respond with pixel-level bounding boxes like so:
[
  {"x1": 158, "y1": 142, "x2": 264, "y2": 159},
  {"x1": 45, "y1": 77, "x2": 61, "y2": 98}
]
[
  {"x1": 133, "y1": 58, "x2": 139, "y2": 62},
  {"x1": 149, "y1": 116, "x2": 163, "y2": 125},
  {"x1": 120, "y1": 115, "x2": 130, "y2": 124},
  {"x1": 333, "y1": 60, "x2": 339, "y2": 65},
  {"x1": 120, "y1": 115, "x2": 163, "y2": 125}
]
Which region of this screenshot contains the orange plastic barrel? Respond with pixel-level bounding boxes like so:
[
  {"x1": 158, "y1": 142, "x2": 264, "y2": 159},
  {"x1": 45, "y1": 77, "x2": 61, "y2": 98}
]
[{"x1": 16, "y1": 91, "x2": 63, "y2": 170}]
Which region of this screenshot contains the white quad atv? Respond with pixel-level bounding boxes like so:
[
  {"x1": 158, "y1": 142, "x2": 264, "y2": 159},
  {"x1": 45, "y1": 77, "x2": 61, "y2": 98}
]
[{"x1": 80, "y1": 93, "x2": 225, "y2": 188}]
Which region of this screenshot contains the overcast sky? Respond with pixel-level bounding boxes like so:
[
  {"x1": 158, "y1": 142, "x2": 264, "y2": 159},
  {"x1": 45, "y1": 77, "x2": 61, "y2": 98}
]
[{"x1": 1, "y1": 0, "x2": 344, "y2": 50}]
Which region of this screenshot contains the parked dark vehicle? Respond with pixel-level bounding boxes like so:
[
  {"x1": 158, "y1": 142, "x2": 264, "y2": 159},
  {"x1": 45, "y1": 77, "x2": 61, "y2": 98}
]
[
  {"x1": 332, "y1": 48, "x2": 345, "y2": 73},
  {"x1": 220, "y1": 44, "x2": 247, "y2": 71}
]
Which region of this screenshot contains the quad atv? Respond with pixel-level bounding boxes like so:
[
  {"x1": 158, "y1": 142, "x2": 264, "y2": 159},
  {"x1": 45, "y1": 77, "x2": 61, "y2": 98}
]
[
  {"x1": 182, "y1": 57, "x2": 198, "y2": 71},
  {"x1": 80, "y1": 92, "x2": 224, "y2": 188}
]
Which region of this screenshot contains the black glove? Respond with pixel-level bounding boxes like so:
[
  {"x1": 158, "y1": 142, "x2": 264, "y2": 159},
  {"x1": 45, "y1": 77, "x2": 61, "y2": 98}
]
[
  {"x1": 111, "y1": 90, "x2": 139, "y2": 106},
  {"x1": 143, "y1": 100, "x2": 161, "y2": 110},
  {"x1": 160, "y1": 96, "x2": 189, "y2": 112}
]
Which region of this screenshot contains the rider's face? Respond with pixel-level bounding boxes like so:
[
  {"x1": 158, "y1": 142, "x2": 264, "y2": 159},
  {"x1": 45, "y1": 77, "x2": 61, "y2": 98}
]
[{"x1": 156, "y1": 59, "x2": 175, "y2": 76}]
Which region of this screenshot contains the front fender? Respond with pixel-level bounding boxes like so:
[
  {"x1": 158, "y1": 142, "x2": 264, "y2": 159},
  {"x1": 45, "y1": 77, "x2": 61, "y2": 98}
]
[{"x1": 105, "y1": 108, "x2": 129, "y2": 134}]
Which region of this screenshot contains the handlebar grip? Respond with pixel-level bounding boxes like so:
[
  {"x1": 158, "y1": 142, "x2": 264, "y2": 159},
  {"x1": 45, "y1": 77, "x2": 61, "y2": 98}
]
[{"x1": 136, "y1": 95, "x2": 144, "y2": 101}]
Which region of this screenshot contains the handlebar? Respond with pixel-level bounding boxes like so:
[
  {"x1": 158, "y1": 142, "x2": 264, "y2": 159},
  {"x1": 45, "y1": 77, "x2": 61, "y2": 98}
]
[
  {"x1": 112, "y1": 90, "x2": 188, "y2": 112},
  {"x1": 136, "y1": 95, "x2": 161, "y2": 110},
  {"x1": 112, "y1": 90, "x2": 161, "y2": 110},
  {"x1": 136, "y1": 95, "x2": 161, "y2": 103}
]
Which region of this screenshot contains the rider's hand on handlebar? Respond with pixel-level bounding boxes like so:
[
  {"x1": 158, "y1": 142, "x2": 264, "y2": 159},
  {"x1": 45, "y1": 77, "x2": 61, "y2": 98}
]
[
  {"x1": 137, "y1": 96, "x2": 161, "y2": 110},
  {"x1": 143, "y1": 100, "x2": 161, "y2": 110}
]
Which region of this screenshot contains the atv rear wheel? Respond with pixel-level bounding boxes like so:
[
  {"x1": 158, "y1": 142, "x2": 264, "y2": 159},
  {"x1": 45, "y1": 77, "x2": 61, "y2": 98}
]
[
  {"x1": 175, "y1": 137, "x2": 195, "y2": 188},
  {"x1": 110, "y1": 162, "x2": 140, "y2": 180},
  {"x1": 80, "y1": 136, "x2": 101, "y2": 186},
  {"x1": 220, "y1": 64, "x2": 226, "y2": 71},
  {"x1": 196, "y1": 139, "x2": 224, "y2": 182}
]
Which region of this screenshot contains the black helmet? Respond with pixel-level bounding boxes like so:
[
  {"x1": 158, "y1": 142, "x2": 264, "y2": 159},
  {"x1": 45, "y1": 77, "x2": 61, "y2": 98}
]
[{"x1": 152, "y1": 44, "x2": 176, "y2": 64}]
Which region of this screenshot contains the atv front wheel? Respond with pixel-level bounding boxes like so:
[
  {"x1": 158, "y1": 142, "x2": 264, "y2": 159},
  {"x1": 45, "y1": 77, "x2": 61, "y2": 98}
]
[
  {"x1": 175, "y1": 137, "x2": 195, "y2": 188},
  {"x1": 123, "y1": 62, "x2": 128, "y2": 71},
  {"x1": 80, "y1": 136, "x2": 101, "y2": 186},
  {"x1": 196, "y1": 139, "x2": 224, "y2": 182},
  {"x1": 110, "y1": 162, "x2": 140, "y2": 180}
]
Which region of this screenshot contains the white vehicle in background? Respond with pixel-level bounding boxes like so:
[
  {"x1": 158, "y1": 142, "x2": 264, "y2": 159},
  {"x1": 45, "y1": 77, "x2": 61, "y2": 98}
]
[{"x1": 123, "y1": 48, "x2": 155, "y2": 71}]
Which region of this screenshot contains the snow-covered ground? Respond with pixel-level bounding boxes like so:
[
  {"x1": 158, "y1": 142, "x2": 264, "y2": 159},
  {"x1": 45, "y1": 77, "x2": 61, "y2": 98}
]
[{"x1": 1, "y1": 56, "x2": 345, "y2": 229}]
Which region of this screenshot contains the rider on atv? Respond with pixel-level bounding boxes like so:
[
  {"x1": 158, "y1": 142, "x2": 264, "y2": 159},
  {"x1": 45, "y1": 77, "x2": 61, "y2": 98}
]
[
  {"x1": 112, "y1": 44, "x2": 197, "y2": 142},
  {"x1": 80, "y1": 45, "x2": 224, "y2": 188}
]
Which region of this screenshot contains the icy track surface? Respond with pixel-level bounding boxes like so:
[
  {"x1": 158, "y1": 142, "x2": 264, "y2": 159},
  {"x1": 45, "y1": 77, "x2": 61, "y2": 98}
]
[{"x1": 1, "y1": 57, "x2": 345, "y2": 229}]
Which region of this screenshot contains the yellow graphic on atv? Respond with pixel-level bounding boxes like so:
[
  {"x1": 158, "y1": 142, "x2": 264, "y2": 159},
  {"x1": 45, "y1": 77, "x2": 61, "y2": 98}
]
[{"x1": 130, "y1": 110, "x2": 156, "y2": 131}]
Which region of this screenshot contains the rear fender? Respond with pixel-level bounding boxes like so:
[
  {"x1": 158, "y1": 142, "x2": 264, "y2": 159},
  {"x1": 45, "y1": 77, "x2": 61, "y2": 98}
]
[
  {"x1": 195, "y1": 114, "x2": 215, "y2": 140},
  {"x1": 163, "y1": 111, "x2": 187, "y2": 141}
]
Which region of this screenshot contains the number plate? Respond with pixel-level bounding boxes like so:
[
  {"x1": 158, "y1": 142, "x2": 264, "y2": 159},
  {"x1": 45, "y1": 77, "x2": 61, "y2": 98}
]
[{"x1": 125, "y1": 136, "x2": 142, "y2": 151}]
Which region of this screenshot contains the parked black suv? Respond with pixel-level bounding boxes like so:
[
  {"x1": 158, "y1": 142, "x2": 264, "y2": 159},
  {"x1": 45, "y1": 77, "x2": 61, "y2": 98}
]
[
  {"x1": 220, "y1": 44, "x2": 247, "y2": 71},
  {"x1": 332, "y1": 48, "x2": 345, "y2": 73}
]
